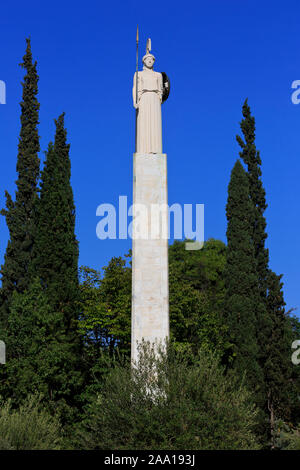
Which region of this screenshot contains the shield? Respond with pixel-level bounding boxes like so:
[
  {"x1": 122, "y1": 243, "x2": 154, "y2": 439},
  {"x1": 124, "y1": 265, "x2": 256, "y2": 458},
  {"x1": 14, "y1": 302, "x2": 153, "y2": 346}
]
[{"x1": 161, "y1": 72, "x2": 170, "y2": 103}]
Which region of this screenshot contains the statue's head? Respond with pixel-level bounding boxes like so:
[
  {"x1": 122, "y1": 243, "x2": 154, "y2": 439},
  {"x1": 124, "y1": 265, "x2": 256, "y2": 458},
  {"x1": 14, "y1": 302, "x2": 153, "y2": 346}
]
[{"x1": 142, "y1": 53, "x2": 155, "y2": 69}]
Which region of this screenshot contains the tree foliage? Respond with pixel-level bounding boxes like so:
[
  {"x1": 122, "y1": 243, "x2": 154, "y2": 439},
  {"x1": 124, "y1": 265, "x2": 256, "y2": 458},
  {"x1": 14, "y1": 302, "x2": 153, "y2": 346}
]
[
  {"x1": 237, "y1": 99, "x2": 269, "y2": 298},
  {"x1": 33, "y1": 113, "x2": 79, "y2": 333},
  {"x1": 169, "y1": 239, "x2": 227, "y2": 355},
  {"x1": 1, "y1": 279, "x2": 82, "y2": 422},
  {"x1": 224, "y1": 160, "x2": 264, "y2": 396},
  {"x1": 0, "y1": 38, "x2": 40, "y2": 327},
  {"x1": 236, "y1": 100, "x2": 293, "y2": 434}
]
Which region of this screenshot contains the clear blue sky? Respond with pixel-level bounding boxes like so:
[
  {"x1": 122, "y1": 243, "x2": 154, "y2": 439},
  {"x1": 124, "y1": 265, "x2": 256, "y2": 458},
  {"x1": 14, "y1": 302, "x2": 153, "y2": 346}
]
[{"x1": 0, "y1": 0, "x2": 299, "y2": 315}]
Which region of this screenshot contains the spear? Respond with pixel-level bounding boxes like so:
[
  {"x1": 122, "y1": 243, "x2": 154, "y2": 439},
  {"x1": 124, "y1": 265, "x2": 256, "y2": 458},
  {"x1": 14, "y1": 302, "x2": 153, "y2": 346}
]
[{"x1": 135, "y1": 25, "x2": 139, "y2": 152}]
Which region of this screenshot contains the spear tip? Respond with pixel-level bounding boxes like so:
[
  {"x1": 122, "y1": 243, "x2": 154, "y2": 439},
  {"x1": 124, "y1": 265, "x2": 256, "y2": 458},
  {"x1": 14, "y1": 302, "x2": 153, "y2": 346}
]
[{"x1": 136, "y1": 25, "x2": 139, "y2": 43}]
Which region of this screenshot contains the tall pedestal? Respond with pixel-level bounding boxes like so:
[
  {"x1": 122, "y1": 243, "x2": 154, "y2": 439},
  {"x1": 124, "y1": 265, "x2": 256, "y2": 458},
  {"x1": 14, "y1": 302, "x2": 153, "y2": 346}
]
[{"x1": 131, "y1": 153, "x2": 169, "y2": 364}]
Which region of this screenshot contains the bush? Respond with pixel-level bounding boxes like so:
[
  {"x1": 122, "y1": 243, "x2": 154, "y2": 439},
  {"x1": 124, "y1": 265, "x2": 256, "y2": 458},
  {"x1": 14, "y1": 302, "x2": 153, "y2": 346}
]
[
  {"x1": 273, "y1": 421, "x2": 300, "y2": 450},
  {"x1": 282, "y1": 428, "x2": 300, "y2": 450},
  {"x1": 0, "y1": 394, "x2": 62, "y2": 450},
  {"x1": 76, "y1": 344, "x2": 260, "y2": 450}
]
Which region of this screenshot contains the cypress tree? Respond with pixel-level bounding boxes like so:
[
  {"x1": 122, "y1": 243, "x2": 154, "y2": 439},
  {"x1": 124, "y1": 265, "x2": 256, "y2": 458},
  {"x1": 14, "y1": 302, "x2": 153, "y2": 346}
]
[
  {"x1": 33, "y1": 113, "x2": 79, "y2": 333},
  {"x1": 4, "y1": 279, "x2": 82, "y2": 423},
  {"x1": 236, "y1": 99, "x2": 269, "y2": 299},
  {"x1": 224, "y1": 159, "x2": 263, "y2": 393},
  {"x1": 26, "y1": 113, "x2": 82, "y2": 420},
  {"x1": 236, "y1": 101, "x2": 272, "y2": 377},
  {"x1": 237, "y1": 100, "x2": 292, "y2": 439},
  {"x1": 0, "y1": 38, "x2": 40, "y2": 326}
]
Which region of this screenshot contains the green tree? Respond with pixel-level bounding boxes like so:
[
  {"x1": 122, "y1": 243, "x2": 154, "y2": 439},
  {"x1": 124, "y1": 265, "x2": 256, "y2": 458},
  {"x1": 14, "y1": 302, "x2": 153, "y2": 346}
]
[
  {"x1": 0, "y1": 38, "x2": 40, "y2": 327},
  {"x1": 33, "y1": 113, "x2": 79, "y2": 335},
  {"x1": 237, "y1": 100, "x2": 271, "y2": 381},
  {"x1": 2, "y1": 279, "x2": 82, "y2": 423},
  {"x1": 237, "y1": 99, "x2": 269, "y2": 298},
  {"x1": 237, "y1": 100, "x2": 292, "y2": 436},
  {"x1": 1, "y1": 113, "x2": 83, "y2": 421},
  {"x1": 224, "y1": 160, "x2": 264, "y2": 396},
  {"x1": 78, "y1": 255, "x2": 132, "y2": 358},
  {"x1": 99, "y1": 256, "x2": 132, "y2": 355},
  {"x1": 169, "y1": 239, "x2": 227, "y2": 356},
  {"x1": 78, "y1": 259, "x2": 131, "y2": 404}
]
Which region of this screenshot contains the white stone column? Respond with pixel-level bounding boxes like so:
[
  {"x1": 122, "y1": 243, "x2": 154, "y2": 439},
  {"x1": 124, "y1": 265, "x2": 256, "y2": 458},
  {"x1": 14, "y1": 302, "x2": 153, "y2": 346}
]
[{"x1": 131, "y1": 153, "x2": 169, "y2": 365}]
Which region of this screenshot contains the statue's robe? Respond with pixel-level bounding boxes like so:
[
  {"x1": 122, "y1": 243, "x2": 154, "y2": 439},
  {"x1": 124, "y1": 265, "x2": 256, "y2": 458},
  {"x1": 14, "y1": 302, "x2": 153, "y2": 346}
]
[{"x1": 133, "y1": 69, "x2": 163, "y2": 154}]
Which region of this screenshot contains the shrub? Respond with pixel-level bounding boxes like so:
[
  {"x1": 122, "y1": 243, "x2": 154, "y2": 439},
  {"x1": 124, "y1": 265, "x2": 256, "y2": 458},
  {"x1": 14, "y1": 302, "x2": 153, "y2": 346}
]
[
  {"x1": 273, "y1": 421, "x2": 300, "y2": 450},
  {"x1": 76, "y1": 344, "x2": 260, "y2": 450},
  {"x1": 0, "y1": 394, "x2": 62, "y2": 450}
]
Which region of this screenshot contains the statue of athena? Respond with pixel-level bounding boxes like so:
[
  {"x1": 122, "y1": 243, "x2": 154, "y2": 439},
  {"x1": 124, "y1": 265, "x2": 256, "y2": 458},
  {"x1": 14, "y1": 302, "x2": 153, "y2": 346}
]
[{"x1": 133, "y1": 38, "x2": 170, "y2": 154}]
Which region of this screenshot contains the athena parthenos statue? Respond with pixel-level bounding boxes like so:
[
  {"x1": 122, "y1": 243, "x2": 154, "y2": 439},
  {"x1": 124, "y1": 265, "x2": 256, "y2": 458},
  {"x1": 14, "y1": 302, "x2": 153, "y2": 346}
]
[{"x1": 132, "y1": 37, "x2": 170, "y2": 154}]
